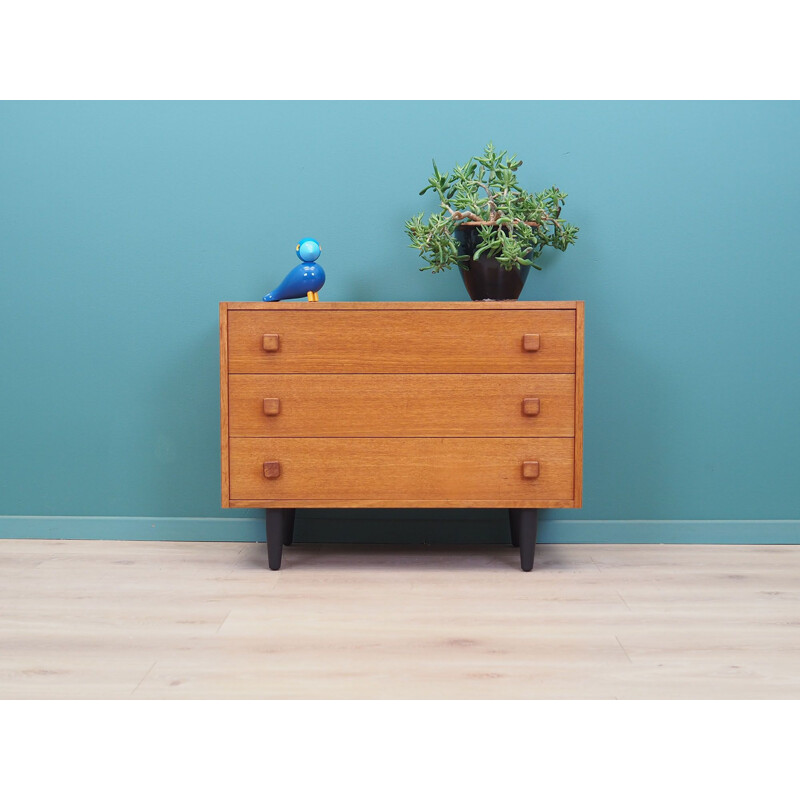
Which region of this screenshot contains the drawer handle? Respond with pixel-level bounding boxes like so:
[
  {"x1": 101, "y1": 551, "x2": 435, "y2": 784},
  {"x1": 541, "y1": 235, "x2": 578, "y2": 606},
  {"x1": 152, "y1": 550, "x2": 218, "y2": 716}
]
[
  {"x1": 262, "y1": 334, "x2": 280, "y2": 352},
  {"x1": 521, "y1": 461, "x2": 540, "y2": 479},
  {"x1": 263, "y1": 398, "x2": 281, "y2": 416},
  {"x1": 522, "y1": 333, "x2": 540, "y2": 351},
  {"x1": 521, "y1": 397, "x2": 540, "y2": 416},
  {"x1": 263, "y1": 461, "x2": 281, "y2": 479}
]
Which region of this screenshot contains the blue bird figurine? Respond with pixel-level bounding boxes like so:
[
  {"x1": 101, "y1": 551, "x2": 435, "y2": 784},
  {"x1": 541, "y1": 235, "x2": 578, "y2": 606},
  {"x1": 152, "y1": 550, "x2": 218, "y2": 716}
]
[{"x1": 262, "y1": 238, "x2": 326, "y2": 302}]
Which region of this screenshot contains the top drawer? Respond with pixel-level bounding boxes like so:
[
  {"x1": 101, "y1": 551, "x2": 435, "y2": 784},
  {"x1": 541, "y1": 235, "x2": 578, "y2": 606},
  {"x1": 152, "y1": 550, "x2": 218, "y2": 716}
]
[{"x1": 227, "y1": 309, "x2": 576, "y2": 373}]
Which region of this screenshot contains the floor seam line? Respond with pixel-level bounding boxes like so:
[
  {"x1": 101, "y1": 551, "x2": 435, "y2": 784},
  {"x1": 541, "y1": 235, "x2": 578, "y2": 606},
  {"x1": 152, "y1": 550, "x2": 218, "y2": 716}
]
[
  {"x1": 615, "y1": 635, "x2": 634, "y2": 664},
  {"x1": 215, "y1": 610, "x2": 232, "y2": 634},
  {"x1": 130, "y1": 661, "x2": 157, "y2": 697}
]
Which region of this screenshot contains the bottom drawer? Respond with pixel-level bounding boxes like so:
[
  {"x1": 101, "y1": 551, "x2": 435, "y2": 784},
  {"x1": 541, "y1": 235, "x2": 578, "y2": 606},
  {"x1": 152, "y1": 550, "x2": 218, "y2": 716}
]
[{"x1": 228, "y1": 437, "x2": 575, "y2": 506}]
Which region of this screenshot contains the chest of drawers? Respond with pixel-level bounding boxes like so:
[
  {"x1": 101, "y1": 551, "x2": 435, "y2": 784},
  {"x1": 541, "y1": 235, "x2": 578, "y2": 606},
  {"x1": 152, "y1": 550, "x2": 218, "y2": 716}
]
[{"x1": 220, "y1": 301, "x2": 584, "y2": 570}]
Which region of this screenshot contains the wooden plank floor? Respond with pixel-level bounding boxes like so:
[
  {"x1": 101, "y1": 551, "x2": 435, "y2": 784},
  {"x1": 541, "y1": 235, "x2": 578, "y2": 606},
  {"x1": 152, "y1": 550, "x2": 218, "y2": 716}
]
[{"x1": 1, "y1": 540, "x2": 799, "y2": 699}]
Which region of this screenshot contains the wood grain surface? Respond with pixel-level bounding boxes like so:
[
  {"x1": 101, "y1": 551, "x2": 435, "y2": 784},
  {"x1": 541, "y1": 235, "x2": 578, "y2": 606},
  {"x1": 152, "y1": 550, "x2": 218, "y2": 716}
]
[
  {"x1": 228, "y1": 437, "x2": 574, "y2": 504},
  {"x1": 227, "y1": 309, "x2": 576, "y2": 374},
  {"x1": 221, "y1": 301, "x2": 584, "y2": 510},
  {"x1": 219, "y1": 303, "x2": 230, "y2": 507},
  {"x1": 574, "y1": 301, "x2": 585, "y2": 506},
  {"x1": 3, "y1": 540, "x2": 799, "y2": 699},
  {"x1": 228, "y1": 373, "x2": 576, "y2": 438},
  {"x1": 225, "y1": 301, "x2": 579, "y2": 311}
]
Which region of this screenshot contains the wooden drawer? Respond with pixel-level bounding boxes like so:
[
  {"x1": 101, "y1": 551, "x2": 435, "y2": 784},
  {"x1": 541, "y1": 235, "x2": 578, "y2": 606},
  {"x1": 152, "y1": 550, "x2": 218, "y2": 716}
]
[
  {"x1": 228, "y1": 437, "x2": 575, "y2": 506},
  {"x1": 228, "y1": 374, "x2": 575, "y2": 437},
  {"x1": 227, "y1": 309, "x2": 576, "y2": 374}
]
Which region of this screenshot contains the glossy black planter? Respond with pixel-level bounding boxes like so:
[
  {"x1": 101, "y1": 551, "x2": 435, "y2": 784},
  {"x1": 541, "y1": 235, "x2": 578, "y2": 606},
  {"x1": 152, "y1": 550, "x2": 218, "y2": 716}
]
[{"x1": 454, "y1": 226, "x2": 531, "y2": 301}]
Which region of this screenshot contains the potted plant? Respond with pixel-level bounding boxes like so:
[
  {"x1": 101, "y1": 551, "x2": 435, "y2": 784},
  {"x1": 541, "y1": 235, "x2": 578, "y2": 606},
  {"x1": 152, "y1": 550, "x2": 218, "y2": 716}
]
[{"x1": 405, "y1": 142, "x2": 579, "y2": 300}]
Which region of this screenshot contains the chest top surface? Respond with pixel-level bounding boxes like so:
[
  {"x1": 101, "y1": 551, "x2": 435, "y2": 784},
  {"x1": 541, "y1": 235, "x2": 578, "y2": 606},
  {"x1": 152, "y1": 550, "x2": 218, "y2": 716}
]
[{"x1": 223, "y1": 301, "x2": 579, "y2": 310}]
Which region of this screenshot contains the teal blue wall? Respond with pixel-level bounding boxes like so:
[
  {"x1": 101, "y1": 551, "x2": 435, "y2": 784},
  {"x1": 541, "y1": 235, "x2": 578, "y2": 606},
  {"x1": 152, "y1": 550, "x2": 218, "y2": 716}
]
[{"x1": 2, "y1": 101, "x2": 799, "y2": 543}]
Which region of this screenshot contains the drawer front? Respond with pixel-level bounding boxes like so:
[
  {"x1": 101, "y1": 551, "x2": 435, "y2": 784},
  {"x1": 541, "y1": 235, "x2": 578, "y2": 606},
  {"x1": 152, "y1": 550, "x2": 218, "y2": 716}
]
[
  {"x1": 229, "y1": 437, "x2": 574, "y2": 503},
  {"x1": 227, "y1": 309, "x2": 576, "y2": 373},
  {"x1": 229, "y1": 374, "x2": 575, "y2": 437}
]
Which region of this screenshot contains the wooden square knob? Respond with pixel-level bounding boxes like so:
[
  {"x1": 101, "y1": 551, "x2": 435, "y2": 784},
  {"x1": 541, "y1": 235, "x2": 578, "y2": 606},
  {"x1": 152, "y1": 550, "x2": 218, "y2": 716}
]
[
  {"x1": 522, "y1": 397, "x2": 540, "y2": 416},
  {"x1": 521, "y1": 461, "x2": 540, "y2": 479},
  {"x1": 263, "y1": 398, "x2": 281, "y2": 416},
  {"x1": 262, "y1": 334, "x2": 280, "y2": 352},
  {"x1": 522, "y1": 334, "x2": 540, "y2": 351},
  {"x1": 263, "y1": 461, "x2": 281, "y2": 479}
]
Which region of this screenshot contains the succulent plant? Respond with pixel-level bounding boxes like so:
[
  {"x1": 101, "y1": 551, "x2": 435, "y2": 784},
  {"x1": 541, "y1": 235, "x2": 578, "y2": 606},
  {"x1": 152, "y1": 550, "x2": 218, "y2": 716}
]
[{"x1": 405, "y1": 142, "x2": 579, "y2": 273}]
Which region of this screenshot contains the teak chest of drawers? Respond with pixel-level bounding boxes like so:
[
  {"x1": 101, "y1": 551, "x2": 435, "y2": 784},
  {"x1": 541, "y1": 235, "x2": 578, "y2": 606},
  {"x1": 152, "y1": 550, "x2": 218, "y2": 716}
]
[{"x1": 220, "y1": 301, "x2": 584, "y2": 571}]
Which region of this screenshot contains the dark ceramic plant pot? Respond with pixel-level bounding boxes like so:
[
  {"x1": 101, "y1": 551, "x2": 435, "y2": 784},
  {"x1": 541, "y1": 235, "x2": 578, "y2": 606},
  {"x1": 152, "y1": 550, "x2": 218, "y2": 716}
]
[{"x1": 454, "y1": 226, "x2": 531, "y2": 301}]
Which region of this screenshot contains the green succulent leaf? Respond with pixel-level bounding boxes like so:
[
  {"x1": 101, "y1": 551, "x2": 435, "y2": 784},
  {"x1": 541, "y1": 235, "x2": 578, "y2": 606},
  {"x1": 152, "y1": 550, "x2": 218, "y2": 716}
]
[{"x1": 404, "y1": 142, "x2": 579, "y2": 275}]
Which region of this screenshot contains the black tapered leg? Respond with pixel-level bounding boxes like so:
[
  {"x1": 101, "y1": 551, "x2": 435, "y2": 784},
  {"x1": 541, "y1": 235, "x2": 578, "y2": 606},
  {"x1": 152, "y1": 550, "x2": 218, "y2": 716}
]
[
  {"x1": 508, "y1": 509, "x2": 520, "y2": 547},
  {"x1": 266, "y1": 508, "x2": 293, "y2": 570},
  {"x1": 283, "y1": 508, "x2": 296, "y2": 546},
  {"x1": 509, "y1": 508, "x2": 538, "y2": 571}
]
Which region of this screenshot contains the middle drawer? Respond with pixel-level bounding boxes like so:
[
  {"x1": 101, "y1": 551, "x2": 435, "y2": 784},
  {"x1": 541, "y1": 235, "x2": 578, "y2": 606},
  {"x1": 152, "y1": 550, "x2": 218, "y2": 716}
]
[{"x1": 229, "y1": 373, "x2": 575, "y2": 437}]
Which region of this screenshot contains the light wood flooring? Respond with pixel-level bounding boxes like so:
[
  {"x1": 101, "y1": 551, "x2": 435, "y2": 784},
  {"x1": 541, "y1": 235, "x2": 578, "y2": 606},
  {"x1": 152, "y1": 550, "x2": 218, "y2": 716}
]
[{"x1": 1, "y1": 539, "x2": 799, "y2": 699}]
